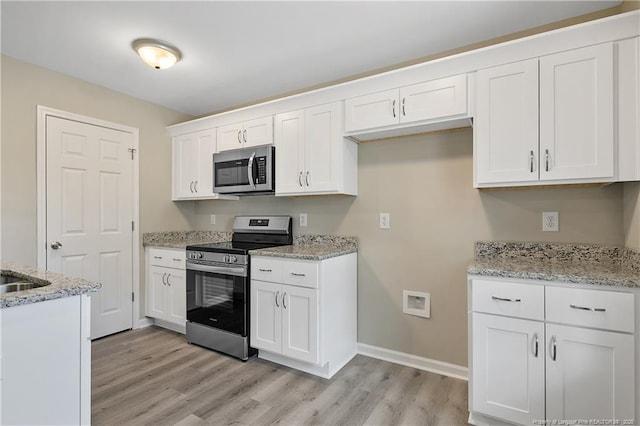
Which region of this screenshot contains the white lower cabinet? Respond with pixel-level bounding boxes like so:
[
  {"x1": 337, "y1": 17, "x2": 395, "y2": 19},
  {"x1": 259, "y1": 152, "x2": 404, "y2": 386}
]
[
  {"x1": 145, "y1": 247, "x2": 186, "y2": 333},
  {"x1": 1, "y1": 295, "x2": 91, "y2": 425},
  {"x1": 252, "y1": 280, "x2": 319, "y2": 364},
  {"x1": 469, "y1": 278, "x2": 636, "y2": 426},
  {"x1": 250, "y1": 253, "x2": 357, "y2": 379}
]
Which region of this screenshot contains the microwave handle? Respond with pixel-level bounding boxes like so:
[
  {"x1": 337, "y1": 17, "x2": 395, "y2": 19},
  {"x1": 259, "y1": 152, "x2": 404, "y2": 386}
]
[{"x1": 247, "y1": 152, "x2": 256, "y2": 188}]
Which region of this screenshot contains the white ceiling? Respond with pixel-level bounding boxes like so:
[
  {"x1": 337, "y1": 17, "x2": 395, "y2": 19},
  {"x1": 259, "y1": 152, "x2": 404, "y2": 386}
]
[{"x1": 1, "y1": 1, "x2": 621, "y2": 116}]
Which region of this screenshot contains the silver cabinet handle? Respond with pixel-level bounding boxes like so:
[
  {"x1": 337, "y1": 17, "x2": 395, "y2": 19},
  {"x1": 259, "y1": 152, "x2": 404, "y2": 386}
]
[
  {"x1": 162, "y1": 273, "x2": 167, "y2": 285},
  {"x1": 532, "y1": 332, "x2": 539, "y2": 358},
  {"x1": 153, "y1": 256, "x2": 163, "y2": 259},
  {"x1": 529, "y1": 150, "x2": 535, "y2": 173},
  {"x1": 248, "y1": 152, "x2": 256, "y2": 188},
  {"x1": 237, "y1": 130, "x2": 242, "y2": 144},
  {"x1": 51, "y1": 241, "x2": 63, "y2": 249},
  {"x1": 298, "y1": 171, "x2": 303, "y2": 187},
  {"x1": 402, "y1": 97, "x2": 406, "y2": 116},
  {"x1": 259, "y1": 268, "x2": 272, "y2": 272},
  {"x1": 545, "y1": 149, "x2": 550, "y2": 172},
  {"x1": 550, "y1": 336, "x2": 557, "y2": 361},
  {"x1": 166, "y1": 273, "x2": 171, "y2": 286},
  {"x1": 194, "y1": 181, "x2": 198, "y2": 193},
  {"x1": 491, "y1": 296, "x2": 522, "y2": 302},
  {"x1": 291, "y1": 272, "x2": 306, "y2": 277},
  {"x1": 570, "y1": 304, "x2": 606, "y2": 312},
  {"x1": 275, "y1": 291, "x2": 280, "y2": 307},
  {"x1": 282, "y1": 292, "x2": 287, "y2": 309},
  {"x1": 392, "y1": 99, "x2": 396, "y2": 118},
  {"x1": 172, "y1": 258, "x2": 182, "y2": 262},
  {"x1": 243, "y1": 129, "x2": 247, "y2": 143},
  {"x1": 305, "y1": 171, "x2": 310, "y2": 186}
]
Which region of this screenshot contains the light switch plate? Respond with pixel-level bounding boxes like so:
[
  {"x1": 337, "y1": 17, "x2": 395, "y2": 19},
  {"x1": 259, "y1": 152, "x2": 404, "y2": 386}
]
[
  {"x1": 299, "y1": 213, "x2": 308, "y2": 227},
  {"x1": 210, "y1": 214, "x2": 216, "y2": 225}
]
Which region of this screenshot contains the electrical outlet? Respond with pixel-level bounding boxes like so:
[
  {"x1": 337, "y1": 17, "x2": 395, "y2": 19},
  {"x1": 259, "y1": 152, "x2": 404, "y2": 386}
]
[
  {"x1": 210, "y1": 214, "x2": 216, "y2": 225},
  {"x1": 542, "y1": 211, "x2": 559, "y2": 232},
  {"x1": 379, "y1": 213, "x2": 390, "y2": 229},
  {"x1": 299, "y1": 213, "x2": 308, "y2": 227}
]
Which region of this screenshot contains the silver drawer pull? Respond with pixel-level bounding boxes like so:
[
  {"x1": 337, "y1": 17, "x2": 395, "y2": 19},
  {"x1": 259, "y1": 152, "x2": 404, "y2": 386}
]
[
  {"x1": 154, "y1": 256, "x2": 163, "y2": 259},
  {"x1": 570, "y1": 304, "x2": 606, "y2": 312},
  {"x1": 290, "y1": 272, "x2": 306, "y2": 277},
  {"x1": 491, "y1": 296, "x2": 522, "y2": 302},
  {"x1": 172, "y1": 258, "x2": 182, "y2": 262},
  {"x1": 259, "y1": 268, "x2": 272, "y2": 272}
]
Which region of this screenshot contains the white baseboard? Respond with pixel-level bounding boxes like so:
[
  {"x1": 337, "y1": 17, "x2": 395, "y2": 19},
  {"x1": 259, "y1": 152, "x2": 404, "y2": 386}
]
[
  {"x1": 357, "y1": 342, "x2": 468, "y2": 381},
  {"x1": 134, "y1": 317, "x2": 154, "y2": 329}
]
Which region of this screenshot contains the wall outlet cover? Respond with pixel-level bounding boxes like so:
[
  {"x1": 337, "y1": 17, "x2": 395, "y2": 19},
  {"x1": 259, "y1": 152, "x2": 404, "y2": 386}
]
[
  {"x1": 210, "y1": 214, "x2": 216, "y2": 225},
  {"x1": 542, "y1": 211, "x2": 559, "y2": 232},
  {"x1": 379, "y1": 213, "x2": 390, "y2": 229},
  {"x1": 403, "y1": 290, "x2": 430, "y2": 318}
]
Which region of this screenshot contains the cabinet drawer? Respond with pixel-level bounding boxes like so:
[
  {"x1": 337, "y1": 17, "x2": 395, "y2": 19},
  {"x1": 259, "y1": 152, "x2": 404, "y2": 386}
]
[
  {"x1": 251, "y1": 257, "x2": 282, "y2": 282},
  {"x1": 281, "y1": 260, "x2": 319, "y2": 289},
  {"x1": 472, "y1": 279, "x2": 544, "y2": 321},
  {"x1": 546, "y1": 287, "x2": 635, "y2": 333},
  {"x1": 148, "y1": 248, "x2": 185, "y2": 269}
]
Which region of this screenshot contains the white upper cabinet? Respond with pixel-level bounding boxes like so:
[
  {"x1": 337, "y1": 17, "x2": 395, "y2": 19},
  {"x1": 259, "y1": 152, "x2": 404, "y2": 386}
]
[
  {"x1": 344, "y1": 74, "x2": 470, "y2": 141},
  {"x1": 616, "y1": 36, "x2": 640, "y2": 181},
  {"x1": 475, "y1": 59, "x2": 539, "y2": 184},
  {"x1": 173, "y1": 129, "x2": 215, "y2": 200},
  {"x1": 217, "y1": 116, "x2": 273, "y2": 152},
  {"x1": 275, "y1": 102, "x2": 357, "y2": 196},
  {"x1": 475, "y1": 43, "x2": 615, "y2": 187},
  {"x1": 539, "y1": 43, "x2": 614, "y2": 181}
]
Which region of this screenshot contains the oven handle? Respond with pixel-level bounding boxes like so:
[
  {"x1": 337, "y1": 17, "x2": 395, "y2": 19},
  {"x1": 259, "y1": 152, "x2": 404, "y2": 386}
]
[{"x1": 186, "y1": 261, "x2": 247, "y2": 277}]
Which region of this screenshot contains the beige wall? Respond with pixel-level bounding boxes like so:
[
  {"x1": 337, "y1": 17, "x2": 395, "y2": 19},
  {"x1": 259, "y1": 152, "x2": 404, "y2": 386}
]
[
  {"x1": 1, "y1": 55, "x2": 194, "y2": 267},
  {"x1": 190, "y1": 129, "x2": 625, "y2": 367},
  {"x1": 623, "y1": 182, "x2": 640, "y2": 250}
]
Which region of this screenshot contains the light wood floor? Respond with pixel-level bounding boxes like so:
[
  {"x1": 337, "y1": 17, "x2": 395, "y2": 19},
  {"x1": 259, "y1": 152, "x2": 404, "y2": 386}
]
[{"x1": 92, "y1": 326, "x2": 468, "y2": 425}]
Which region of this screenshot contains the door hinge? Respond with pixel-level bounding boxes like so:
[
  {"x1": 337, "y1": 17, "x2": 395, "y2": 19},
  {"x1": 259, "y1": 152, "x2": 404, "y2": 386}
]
[
  {"x1": 132, "y1": 221, "x2": 135, "y2": 231},
  {"x1": 128, "y1": 148, "x2": 137, "y2": 160},
  {"x1": 132, "y1": 292, "x2": 135, "y2": 302}
]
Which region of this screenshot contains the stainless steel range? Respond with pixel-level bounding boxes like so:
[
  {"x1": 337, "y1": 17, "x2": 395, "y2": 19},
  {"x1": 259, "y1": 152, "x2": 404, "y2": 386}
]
[{"x1": 185, "y1": 215, "x2": 292, "y2": 360}]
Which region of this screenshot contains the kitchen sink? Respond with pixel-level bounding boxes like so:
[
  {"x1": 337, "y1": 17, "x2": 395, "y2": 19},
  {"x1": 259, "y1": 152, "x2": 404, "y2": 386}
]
[{"x1": 0, "y1": 273, "x2": 49, "y2": 293}]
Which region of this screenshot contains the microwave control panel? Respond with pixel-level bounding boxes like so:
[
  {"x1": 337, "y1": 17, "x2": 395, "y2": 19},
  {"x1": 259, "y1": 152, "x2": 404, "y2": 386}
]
[{"x1": 255, "y1": 156, "x2": 267, "y2": 184}]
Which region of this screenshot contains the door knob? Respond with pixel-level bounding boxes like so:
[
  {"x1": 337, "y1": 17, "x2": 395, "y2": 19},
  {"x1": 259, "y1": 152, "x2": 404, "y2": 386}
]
[{"x1": 51, "y1": 241, "x2": 62, "y2": 249}]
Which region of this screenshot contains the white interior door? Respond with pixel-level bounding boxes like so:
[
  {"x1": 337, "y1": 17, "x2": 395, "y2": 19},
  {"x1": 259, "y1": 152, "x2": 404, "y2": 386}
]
[{"x1": 46, "y1": 116, "x2": 134, "y2": 339}]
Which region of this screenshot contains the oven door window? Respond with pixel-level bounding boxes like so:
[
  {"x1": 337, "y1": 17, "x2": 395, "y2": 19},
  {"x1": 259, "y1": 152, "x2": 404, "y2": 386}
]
[
  {"x1": 214, "y1": 159, "x2": 249, "y2": 187},
  {"x1": 186, "y1": 269, "x2": 246, "y2": 336}
]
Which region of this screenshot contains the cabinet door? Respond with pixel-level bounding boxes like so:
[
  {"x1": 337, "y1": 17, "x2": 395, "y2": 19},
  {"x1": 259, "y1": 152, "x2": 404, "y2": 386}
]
[
  {"x1": 217, "y1": 122, "x2": 244, "y2": 152},
  {"x1": 546, "y1": 324, "x2": 635, "y2": 423},
  {"x1": 475, "y1": 60, "x2": 539, "y2": 184},
  {"x1": 305, "y1": 102, "x2": 341, "y2": 193},
  {"x1": 244, "y1": 116, "x2": 273, "y2": 148},
  {"x1": 194, "y1": 131, "x2": 216, "y2": 198},
  {"x1": 274, "y1": 110, "x2": 305, "y2": 195},
  {"x1": 165, "y1": 268, "x2": 186, "y2": 326},
  {"x1": 540, "y1": 43, "x2": 614, "y2": 181},
  {"x1": 400, "y1": 74, "x2": 467, "y2": 124},
  {"x1": 147, "y1": 266, "x2": 169, "y2": 319},
  {"x1": 344, "y1": 89, "x2": 399, "y2": 132},
  {"x1": 173, "y1": 134, "x2": 198, "y2": 199},
  {"x1": 281, "y1": 285, "x2": 319, "y2": 364},
  {"x1": 251, "y1": 280, "x2": 282, "y2": 354},
  {"x1": 471, "y1": 313, "x2": 545, "y2": 425}
]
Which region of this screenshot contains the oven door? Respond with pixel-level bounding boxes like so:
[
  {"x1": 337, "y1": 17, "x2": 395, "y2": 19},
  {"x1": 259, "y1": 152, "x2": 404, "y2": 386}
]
[{"x1": 186, "y1": 261, "x2": 248, "y2": 336}]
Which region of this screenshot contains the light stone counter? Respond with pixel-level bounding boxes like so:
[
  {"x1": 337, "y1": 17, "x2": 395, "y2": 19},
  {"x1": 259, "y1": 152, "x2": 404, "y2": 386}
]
[
  {"x1": 142, "y1": 231, "x2": 231, "y2": 248},
  {"x1": 467, "y1": 241, "x2": 640, "y2": 288},
  {"x1": 1, "y1": 262, "x2": 101, "y2": 309},
  {"x1": 250, "y1": 235, "x2": 358, "y2": 261}
]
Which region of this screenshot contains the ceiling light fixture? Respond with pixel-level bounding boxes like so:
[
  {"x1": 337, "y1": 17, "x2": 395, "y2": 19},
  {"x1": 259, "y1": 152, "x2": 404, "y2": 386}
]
[{"x1": 132, "y1": 38, "x2": 182, "y2": 70}]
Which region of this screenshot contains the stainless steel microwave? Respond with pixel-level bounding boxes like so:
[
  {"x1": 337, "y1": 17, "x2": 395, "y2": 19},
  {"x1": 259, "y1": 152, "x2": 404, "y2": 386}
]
[{"x1": 213, "y1": 145, "x2": 275, "y2": 195}]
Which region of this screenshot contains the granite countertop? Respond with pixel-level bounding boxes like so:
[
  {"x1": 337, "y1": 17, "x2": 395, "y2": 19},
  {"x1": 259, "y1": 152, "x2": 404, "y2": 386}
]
[
  {"x1": 143, "y1": 231, "x2": 231, "y2": 248},
  {"x1": 468, "y1": 241, "x2": 640, "y2": 288},
  {"x1": 250, "y1": 235, "x2": 358, "y2": 261},
  {"x1": 1, "y1": 262, "x2": 102, "y2": 309}
]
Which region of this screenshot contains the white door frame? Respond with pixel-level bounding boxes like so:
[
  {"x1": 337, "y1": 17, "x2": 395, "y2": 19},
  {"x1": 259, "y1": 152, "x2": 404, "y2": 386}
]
[{"x1": 36, "y1": 105, "x2": 142, "y2": 329}]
